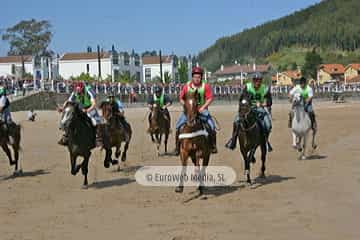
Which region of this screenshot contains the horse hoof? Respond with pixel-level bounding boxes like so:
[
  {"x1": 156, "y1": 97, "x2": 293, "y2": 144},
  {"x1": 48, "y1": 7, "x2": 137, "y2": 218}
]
[
  {"x1": 104, "y1": 161, "x2": 110, "y2": 168},
  {"x1": 198, "y1": 186, "x2": 205, "y2": 195},
  {"x1": 175, "y1": 186, "x2": 184, "y2": 193},
  {"x1": 258, "y1": 173, "x2": 266, "y2": 179},
  {"x1": 297, "y1": 148, "x2": 302, "y2": 152},
  {"x1": 312, "y1": 145, "x2": 318, "y2": 150},
  {"x1": 292, "y1": 145, "x2": 297, "y2": 150},
  {"x1": 251, "y1": 157, "x2": 256, "y2": 163},
  {"x1": 111, "y1": 159, "x2": 119, "y2": 165}
]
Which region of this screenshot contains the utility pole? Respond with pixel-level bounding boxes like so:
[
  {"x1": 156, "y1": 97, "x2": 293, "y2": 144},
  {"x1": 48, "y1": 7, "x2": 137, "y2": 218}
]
[
  {"x1": 97, "y1": 45, "x2": 102, "y2": 80},
  {"x1": 159, "y1": 50, "x2": 163, "y2": 83}
]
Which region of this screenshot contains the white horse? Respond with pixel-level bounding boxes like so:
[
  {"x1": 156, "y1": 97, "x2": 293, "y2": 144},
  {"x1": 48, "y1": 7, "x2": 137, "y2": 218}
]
[{"x1": 291, "y1": 92, "x2": 316, "y2": 160}]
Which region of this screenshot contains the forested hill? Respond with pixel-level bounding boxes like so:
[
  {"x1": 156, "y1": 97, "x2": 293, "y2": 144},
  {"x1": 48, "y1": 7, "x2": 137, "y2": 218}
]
[{"x1": 198, "y1": 0, "x2": 360, "y2": 71}]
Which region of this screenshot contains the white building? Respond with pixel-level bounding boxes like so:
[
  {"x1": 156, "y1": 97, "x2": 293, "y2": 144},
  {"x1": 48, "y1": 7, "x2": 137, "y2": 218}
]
[
  {"x1": 59, "y1": 52, "x2": 112, "y2": 80},
  {"x1": 213, "y1": 63, "x2": 271, "y2": 83},
  {"x1": 0, "y1": 55, "x2": 33, "y2": 77},
  {"x1": 142, "y1": 55, "x2": 176, "y2": 83},
  {"x1": 112, "y1": 52, "x2": 142, "y2": 82},
  {"x1": 0, "y1": 55, "x2": 56, "y2": 81}
]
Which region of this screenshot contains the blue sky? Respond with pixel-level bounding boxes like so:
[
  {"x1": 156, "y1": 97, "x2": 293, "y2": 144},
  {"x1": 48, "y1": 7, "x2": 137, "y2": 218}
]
[{"x1": 0, "y1": 0, "x2": 321, "y2": 56}]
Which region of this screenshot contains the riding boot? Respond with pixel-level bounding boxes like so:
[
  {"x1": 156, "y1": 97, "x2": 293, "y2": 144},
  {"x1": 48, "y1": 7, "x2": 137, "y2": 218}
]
[
  {"x1": 147, "y1": 113, "x2": 152, "y2": 133},
  {"x1": 288, "y1": 111, "x2": 293, "y2": 128},
  {"x1": 211, "y1": 130, "x2": 218, "y2": 154},
  {"x1": 225, "y1": 122, "x2": 239, "y2": 150},
  {"x1": 309, "y1": 112, "x2": 317, "y2": 131}
]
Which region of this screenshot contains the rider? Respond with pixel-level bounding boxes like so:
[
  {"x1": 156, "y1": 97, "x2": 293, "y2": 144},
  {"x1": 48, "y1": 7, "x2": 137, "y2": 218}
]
[
  {"x1": 173, "y1": 66, "x2": 217, "y2": 155},
  {"x1": 147, "y1": 85, "x2": 172, "y2": 127},
  {"x1": 225, "y1": 73, "x2": 273, "y2": 151},
  {"x1": 0, "y1": 83, "x2": 17, "y2": 144},
  {"x1": 58, "y1": 82, "x2": 104, "y2": 147},
  {"x1": 288, "y1": 77, "x2": 317, "y2": 131},
  {"x1": 105, "y1": 94, "x2": 131, "y2": 133}
]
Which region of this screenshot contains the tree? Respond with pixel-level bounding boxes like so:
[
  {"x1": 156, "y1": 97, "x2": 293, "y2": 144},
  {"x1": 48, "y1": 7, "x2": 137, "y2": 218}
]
[
  {"x1": 115, "y1": 71, "x2": 136, "y2": 83},
  {"x1": 163, "y1": 71, "x2": 171, "y2": 84},
  {"x1": 2, "y1": 19, "x2": 52, "y2": 56},
  {"x1": 301, "y1": 48, "x2": 322, "y2": 79},
  {"x1": 290, "y1": 62, "x2": 298, "y2": 70},
  {"x1": 177, "y1": 60, "x2": 189, "y2": 83}
]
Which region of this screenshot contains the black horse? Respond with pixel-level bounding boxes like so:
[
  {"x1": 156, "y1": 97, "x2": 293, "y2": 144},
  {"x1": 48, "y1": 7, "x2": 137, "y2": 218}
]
[
  {"x1": 60, "y1": 102, "x2": 96, "y2": 187},
  {"x1": 0, "y1": 121, "x2": 21, "y2": 175},
  {"x1": 237, "y1": 93, "x2": 267, "y2": 184}
]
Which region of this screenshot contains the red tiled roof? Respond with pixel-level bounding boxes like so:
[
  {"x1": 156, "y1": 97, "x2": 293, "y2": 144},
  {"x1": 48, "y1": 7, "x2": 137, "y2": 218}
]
[
  {"x1": 347, "y1": 75, "x2": 360, "y2": 84},
  {"x1": 60, "y1": 52, "x2": 110, "y2": 61},
  {"x1": 282, "y1": 70, "x2": 301, "y2": 79},
  {"x1": 345, "y1": 63, "x2": 360, "y2": 71},
  {"x1": 0, "y1": 55, "x2": 32, "y2": 64},
  {"x1": 319, "y1": 64, "x2": 345, "y2": 75},
  {"x1": 213, "y1": 64, "x2": 270, "y2": 75},
  {"x1": 142, "y1": 56, "x2": 172, "y2": 65}
]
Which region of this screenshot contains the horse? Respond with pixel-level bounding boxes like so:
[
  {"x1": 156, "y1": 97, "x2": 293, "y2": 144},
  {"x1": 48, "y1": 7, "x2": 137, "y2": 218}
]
[
  {"x1": 237, "y1": 92, "x2": 267, "y2": 185},
  {"x1": 147, "y1": 103, "x2": 170, "y2": 155},
  {"x1": 100, "y1": 101, "x2": 132, "y2": 170},
  {"x1": 0, "y1": 121, "x2": 21, "y2": 175},
  {"x1": 175, "y1": 90, "x2": 211, "y2": 194},
  {"x1": 291, "y1": 92, "x2": 317, "y2": 160},
  {"x1": 60, "y1": 102, "x2": 96, "y2": 187}
]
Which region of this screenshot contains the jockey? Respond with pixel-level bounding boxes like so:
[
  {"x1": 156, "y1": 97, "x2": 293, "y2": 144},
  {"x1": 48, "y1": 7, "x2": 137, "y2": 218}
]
[
  {"x1": 173, "y1": 66, "x2": 217, "y2": 155},
  {"x1": 288, "y1": 77, "x2": 317, "y2": 130},
  {"x1": 0, "y1": 84, "x2": 17, "y2": 144},
  {"x1": 105, "y1": 94, "x2": 131, "y2": 132},
  {"x1": 225, "y1": 73, "x2": 273, "y2": 151},
  {"x1": 147, "y1": 85, "x2": 172, "y2": 125},
  {"x1": 58, "y1": 82, "x2": 103, "y2": 147}
]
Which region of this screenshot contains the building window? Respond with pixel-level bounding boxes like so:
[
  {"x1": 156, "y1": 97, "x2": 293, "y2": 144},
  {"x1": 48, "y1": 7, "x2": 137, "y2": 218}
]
[
  {"x1": 113, "y1": 55, "x2": 119, "y2": 65},
  {"x1": 134, "y1": 56, "x2": 140, "y2": 66},
  {"x1": 11, "y1": 64, "x2": 16, "y2": 75},
  {"x1": 86, "y1": 64, "x2": 90, "y2": 73},
  {"x1": 114, "y1": 69, "x2": 120, "y2": 81},
  {"x1": 145, "y1": 68, "x2": 151, "y2": 81},
  {"x1": 124, "y1": 54, "x2": 130, "y2": 65},
  {"x1": 136, "y1": 71, "x2": 141, "y2": 81}
]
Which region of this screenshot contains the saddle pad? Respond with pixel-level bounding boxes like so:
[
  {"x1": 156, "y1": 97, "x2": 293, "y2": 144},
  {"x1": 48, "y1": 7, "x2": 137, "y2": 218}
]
[{"x1": 179, "y1": 129, "x2": 208, "y2": 139}]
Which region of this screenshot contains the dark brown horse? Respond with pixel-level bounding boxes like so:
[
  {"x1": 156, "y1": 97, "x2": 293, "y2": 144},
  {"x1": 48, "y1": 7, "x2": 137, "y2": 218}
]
[
  {"x1": 147, "y1": 103, "x2": 170, "y2": 155},
  {"x1": 237, "y1": 92, "x2": 267, "y2": 184},
  {"x1": 0, "y1": 121, "x2": 21, "y2": 175},
  {"x1": 60, "y1": 102, "x2": 96, "y2": 187},
  {"x1": 100, "y1": 101, "x2": 132, "y2": 171},
  {"x1": 175, "y1": 91, "x2": 211, "y2": 194}
]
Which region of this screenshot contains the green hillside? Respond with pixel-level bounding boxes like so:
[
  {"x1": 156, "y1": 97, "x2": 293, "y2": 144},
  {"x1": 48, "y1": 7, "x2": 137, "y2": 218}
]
[{"x1": 198, "y1": 0, "x2": 360, "y2": 71}]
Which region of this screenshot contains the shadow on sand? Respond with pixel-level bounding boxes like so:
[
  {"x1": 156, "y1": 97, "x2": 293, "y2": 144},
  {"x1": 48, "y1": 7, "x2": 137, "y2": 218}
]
[
  {"x1": 303, "y1": 154, "x2": 327, "y2": 161},
  {"x1": 250, "y1": 174, "x2": 296, "y2": 189},
  {"x1": 1, "y1": 169, "x2": 50, "y2": 181},
  {"x1": 89, "y1": 178, "x2": 135, "y2": 189}
]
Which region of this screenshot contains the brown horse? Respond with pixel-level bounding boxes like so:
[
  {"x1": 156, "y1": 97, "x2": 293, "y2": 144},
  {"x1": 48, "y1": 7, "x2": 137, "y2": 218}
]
[
  {"x1": 0, "y1": 121, "x2": 21, "y2": 175},
  {"x1": 148, "y1": 103, "x2": 170, "y2": 155},
  {"x1": 100, "y1": 101, "x2": 132, "y2": 170},
  {"x1": 175, "y1": 91, "x2": 211, "y2": 194},
  {"x1": 237, "y1": 92, "x2": 267, "y2": 185}
]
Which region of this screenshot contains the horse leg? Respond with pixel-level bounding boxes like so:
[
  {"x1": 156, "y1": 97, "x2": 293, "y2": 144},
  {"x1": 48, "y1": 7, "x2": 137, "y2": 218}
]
[
  {"x1": 2, "y1": 144, "x2": 15, "y2": 167},
  {"x1": 198, "y1": 154, "x2": 210, "y2": 195},
  {"x1": 301, "y1": 134, "x2": 307, "y2": 160},
  {"x1": 245, "y1": 152, "x2": 252, "y2": 185},
  {"x1": 292, "y1": 132, "x2": 299, "y2": 150},
  {"x1": 164, "y1": 132, "x2": 169, "y2": 154},
  {"x1": 312, "y1": 129, "x2": 318, "y2": 149},
  {"x1": 157, "y1": 134, "x2": 163, "y2": 156},
  {"x1": 259, "y1": 144, "x2": 267, "y2": 178},
  {"x1": 70, "y1": 153, "x2": 81, "y2": 176},
  {"x1": 81, "y1": 152, "x2": 91, "y2": 188},
  {"x1": 104, "y1": 148, "x2": 112, "y2": 168},
  {"x1": 150, "y1": 133, "x2": 155, "y2": 143},
  {"x1": 12, "y1": 144, "x2": 20, "y2": 173},
  {"x1": 175, "y1": 151, "x2": 188, "y2": 193}
]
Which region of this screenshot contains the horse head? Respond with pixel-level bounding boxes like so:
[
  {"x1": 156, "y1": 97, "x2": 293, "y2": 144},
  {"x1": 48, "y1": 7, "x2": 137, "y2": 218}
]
[
  {"x1": 238, "y1": 92, "x2": 252, "y2": 118},
  {"x1": 292, "y1": 92, "x2": 304, "y2": 107},
  {"x1": 60, "y1": 102, "x2": 80, "y2": 129},
  {"x1": 100, "y1": 101, "x2": 114, "y2": 123},
  {"x1": 149, "y1": 103, "x2": 161, "y2": 131},
  {"x1": 184, "y1": 90, "x2": 199, "y2": 127}
]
